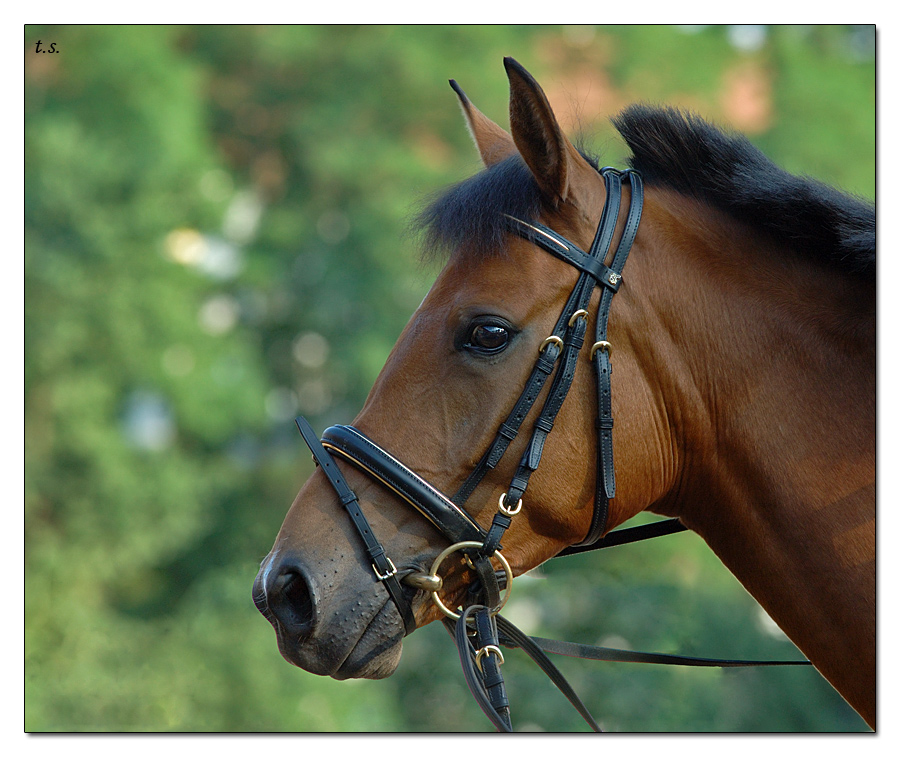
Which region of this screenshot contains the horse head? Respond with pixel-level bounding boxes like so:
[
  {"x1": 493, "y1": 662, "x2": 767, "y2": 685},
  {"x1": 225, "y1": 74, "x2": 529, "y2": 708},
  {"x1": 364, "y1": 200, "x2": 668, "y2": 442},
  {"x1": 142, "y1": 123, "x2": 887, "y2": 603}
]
[
  {"x1": 252, "y1": 58, "x2": 664, "y2": 679},
  {"x1": 252, "y1": 58, "x2": 874, "y2": 731}
]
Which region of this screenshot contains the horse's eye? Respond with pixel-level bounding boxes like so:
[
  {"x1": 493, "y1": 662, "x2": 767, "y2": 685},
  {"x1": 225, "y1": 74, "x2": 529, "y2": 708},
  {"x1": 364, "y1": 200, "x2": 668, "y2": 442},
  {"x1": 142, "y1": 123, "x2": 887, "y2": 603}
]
[{"x1": 466, "y1": 323, "x2": 510, "y2": 354}]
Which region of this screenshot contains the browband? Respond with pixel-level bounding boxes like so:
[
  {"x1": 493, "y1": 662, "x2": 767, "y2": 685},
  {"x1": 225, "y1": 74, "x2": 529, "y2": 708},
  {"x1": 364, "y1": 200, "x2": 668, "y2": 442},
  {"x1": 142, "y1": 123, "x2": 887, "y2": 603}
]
[{"x1": 503, "y1": 216, "x2": 623, "y2": 292}]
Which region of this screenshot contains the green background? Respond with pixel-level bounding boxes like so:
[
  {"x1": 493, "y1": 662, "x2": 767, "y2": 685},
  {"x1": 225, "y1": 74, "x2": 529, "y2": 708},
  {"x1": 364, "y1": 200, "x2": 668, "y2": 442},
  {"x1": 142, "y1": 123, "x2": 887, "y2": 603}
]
[{"x1": 24, "y1": 24, "x2": 875, "y2": 732}]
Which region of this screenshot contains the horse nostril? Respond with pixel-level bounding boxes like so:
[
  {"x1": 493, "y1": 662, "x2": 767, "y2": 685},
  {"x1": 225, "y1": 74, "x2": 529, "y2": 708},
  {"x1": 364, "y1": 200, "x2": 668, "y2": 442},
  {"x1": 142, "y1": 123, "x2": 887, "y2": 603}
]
[{"x1": 267, "y1": 565, "x2": 316, "y2": 638}]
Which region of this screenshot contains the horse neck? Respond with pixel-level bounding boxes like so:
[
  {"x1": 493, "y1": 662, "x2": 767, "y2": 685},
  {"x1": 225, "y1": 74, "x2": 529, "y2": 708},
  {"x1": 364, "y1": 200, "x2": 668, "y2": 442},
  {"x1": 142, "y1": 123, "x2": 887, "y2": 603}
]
[
  {"x1": 619, "y1": 189, "x2": 875, "y2": 517},
  {"x1": 612, "y1": 189, "x2": 875, "y2": 724}
]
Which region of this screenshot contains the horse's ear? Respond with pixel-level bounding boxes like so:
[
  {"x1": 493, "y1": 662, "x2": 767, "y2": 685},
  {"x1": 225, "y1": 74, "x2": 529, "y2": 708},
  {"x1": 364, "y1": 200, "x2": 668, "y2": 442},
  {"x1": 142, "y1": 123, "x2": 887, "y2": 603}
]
[
  {"x1": 450, "y1": 79, "x2": 517, "y2": 168},
  {"x1": 504, "y1": 57, "x2": 594, "y2": 207}
]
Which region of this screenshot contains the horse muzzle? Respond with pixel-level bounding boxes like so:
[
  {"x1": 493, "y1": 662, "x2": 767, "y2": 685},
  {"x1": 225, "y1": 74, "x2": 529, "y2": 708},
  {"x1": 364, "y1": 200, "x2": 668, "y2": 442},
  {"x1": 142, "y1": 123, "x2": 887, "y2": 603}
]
[{"x1": 252, "y1": 549, "x2": 407, "y2": 679}]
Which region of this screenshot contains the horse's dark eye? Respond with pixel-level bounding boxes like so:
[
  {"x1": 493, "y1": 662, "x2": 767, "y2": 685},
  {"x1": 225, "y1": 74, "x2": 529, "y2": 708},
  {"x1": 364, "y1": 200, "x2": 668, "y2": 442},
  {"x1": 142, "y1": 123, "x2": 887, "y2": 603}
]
[{"x1": 467, "y1": 324, "x2": 510, "y2": 354}]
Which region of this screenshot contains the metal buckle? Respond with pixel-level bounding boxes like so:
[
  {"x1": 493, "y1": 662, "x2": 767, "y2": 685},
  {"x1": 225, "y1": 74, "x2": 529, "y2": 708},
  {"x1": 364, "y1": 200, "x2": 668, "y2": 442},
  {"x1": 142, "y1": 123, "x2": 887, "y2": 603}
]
[
  {"x1": 539, "y1": 335, "x2": 563, "y2": 355},
  {"x1": 568, "y1": 309, "x2": 589, "y2": 327},
  {"x1": 590, "y1": 340, "x2": 612, "y2": 360},
  {"x1": 372, "y1": 556, "x2": 398, "y2": 581},
  {"x1": 498, "y1": 492, "x2": 523, "y2": 517},
  {"x1": 475, "y1": 644, "x2": 505, "y2": 672},
  {"x1": 426, "y1": 541, "x2": 514, "y2": 620}
]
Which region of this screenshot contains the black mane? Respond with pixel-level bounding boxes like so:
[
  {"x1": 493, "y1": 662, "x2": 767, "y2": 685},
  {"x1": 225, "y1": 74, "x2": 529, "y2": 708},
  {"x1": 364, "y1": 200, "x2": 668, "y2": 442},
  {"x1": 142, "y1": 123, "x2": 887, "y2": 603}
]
[
  {"x1": 415, "y1": 106, "x2": 875, "y2": 275},
  {"x1": 614, "y1": 105, "x2": 875, "y2": 274}
]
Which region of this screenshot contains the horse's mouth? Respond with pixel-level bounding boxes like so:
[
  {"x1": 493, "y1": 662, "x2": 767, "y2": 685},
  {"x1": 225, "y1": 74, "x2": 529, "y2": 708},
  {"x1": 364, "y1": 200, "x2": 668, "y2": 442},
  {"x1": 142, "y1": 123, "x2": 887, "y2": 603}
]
[
  {"x1": 331, "y1": 601, "x2": 405, "y2": 679},
  {"x1": 252, "y1": 553, "x2": 475, "y2": 680},
  {"x1": 259, "y1": 592, "x2": 406, "y2": 680}
]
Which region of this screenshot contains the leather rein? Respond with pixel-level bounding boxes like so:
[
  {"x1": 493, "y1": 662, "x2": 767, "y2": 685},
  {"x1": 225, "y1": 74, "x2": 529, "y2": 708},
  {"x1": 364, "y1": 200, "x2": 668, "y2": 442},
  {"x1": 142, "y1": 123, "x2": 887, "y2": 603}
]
[{"x1": 294, "y1": 167, "x2": 809, "y2": 732}]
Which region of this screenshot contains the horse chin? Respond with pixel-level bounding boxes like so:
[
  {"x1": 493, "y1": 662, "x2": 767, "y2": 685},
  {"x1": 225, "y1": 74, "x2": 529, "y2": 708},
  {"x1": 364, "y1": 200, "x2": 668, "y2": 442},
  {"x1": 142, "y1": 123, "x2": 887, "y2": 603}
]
[
  {"x1": 273, "y1": 601, "x2": 405, "y2": 681},
  {"x1": 332, "y1": 639, "x2": 403, "y2": 680},
  {"x1": 332, "y1": 603, "x2": 405, "y2": 679}
]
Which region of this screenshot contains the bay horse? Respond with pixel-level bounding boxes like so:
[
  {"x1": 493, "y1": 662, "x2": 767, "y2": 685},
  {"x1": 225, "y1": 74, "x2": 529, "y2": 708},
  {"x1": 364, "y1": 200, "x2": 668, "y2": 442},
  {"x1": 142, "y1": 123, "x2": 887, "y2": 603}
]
[{"x1": 253, "y1": 58, "x2": 875, "y2": 730}]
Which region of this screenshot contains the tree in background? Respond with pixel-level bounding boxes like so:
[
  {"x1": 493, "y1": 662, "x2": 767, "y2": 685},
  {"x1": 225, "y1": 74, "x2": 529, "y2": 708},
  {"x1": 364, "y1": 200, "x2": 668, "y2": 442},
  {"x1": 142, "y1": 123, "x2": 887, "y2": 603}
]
[{"x1": 25, "y1": 24, "x2": 874, "y2": 731}]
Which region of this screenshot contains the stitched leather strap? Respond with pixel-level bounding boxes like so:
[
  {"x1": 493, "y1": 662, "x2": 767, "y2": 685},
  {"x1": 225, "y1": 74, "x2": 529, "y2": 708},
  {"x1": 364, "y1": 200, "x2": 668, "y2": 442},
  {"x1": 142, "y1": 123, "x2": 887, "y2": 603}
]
[
  {"x1": 498, "y1": 304, "x2": 590, "y2": 511},
  {"x1": 289, "y1": 163, "x2": 816, "y2": 733},
  {"x1": 559, "y1": 517, "x2": 688, "y2": 557},
  {"x1": 495, "y1": 614, "x2": 602, "y2": 732},
  {"x1": 507, "y1": 634, "x2": 812, "y2": 668},
  {"x1": 453, "y1": 176, "x2": 639, "y2": 514},
  {"x1": 451, "y1": 338, "x2": 562, "y2": 506},
  {"x1": 295, "y1": 418, "x2": 417, "y2": 635},
  {"x1": 576, "y1": 169, "x2": 645, "y2": 548},
  {"x1": 451, "y1": 606, "x2": 513, "y2": 732},
  {"x1": 494, "y1": 169, "x2": 643, "y2": 551},
  {"x1": 447, "y1": 600, "x2": 809, "y2": 734},
  {"x1": 321, "y1": 424, "x2": 486, "y2": 545},
  {"x1": 504, "y1": 217, "x2": 623, "y2": 292},
  {"x1": 290, "y1": 165, "x2": 813, "y2": 734}
]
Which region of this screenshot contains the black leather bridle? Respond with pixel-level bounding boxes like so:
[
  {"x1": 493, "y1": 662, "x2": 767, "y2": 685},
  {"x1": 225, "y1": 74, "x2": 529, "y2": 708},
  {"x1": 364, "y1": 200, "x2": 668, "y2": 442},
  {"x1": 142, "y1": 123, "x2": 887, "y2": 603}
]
[{"x1": 294, "y1": 167, "x2": 809, "y2": 732}]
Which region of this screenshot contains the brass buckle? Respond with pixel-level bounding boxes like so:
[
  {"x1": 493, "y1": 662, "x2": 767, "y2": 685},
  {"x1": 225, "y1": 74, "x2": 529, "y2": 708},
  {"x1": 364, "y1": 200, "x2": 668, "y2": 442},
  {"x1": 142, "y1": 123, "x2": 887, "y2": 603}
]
[
  {"x1": 539, "y1": 335, "x2": 563, "y2": 355},
  {"x1": 568, "y1": 309, "x2": 589, "y2": 327},
  {"x1": 426, "y1": 541, "x2": 514, "y2": 620},
  {"x1": 475, "y1": 644, "x2": 505, "y2": 672},
  {"x1": 590, "y1": 340, "x2": 612, "y2": 360}
]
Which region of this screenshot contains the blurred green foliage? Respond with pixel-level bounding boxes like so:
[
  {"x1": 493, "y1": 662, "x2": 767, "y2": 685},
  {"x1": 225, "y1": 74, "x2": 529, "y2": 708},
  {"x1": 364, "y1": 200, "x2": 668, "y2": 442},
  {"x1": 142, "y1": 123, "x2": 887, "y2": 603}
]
[{"x1": 25, "y1": 25, "x2": 874, "y2": 732}]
